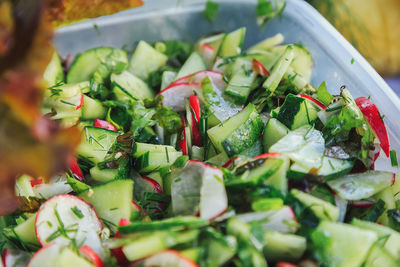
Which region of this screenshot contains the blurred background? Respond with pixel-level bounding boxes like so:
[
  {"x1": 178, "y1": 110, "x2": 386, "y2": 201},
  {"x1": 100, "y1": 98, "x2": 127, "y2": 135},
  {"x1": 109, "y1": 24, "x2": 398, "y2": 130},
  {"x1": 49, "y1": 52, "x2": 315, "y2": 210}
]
[{"x1": 306, "y1": 0, "x2": 400, "y2": 93}]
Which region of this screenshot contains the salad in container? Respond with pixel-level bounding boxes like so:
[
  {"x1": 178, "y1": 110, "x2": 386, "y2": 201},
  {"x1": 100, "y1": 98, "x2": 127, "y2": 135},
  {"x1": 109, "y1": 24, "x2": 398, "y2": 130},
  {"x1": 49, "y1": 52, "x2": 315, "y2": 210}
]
[{"x1": 1, "y1": 1, "x2": 400, "y2": 267}]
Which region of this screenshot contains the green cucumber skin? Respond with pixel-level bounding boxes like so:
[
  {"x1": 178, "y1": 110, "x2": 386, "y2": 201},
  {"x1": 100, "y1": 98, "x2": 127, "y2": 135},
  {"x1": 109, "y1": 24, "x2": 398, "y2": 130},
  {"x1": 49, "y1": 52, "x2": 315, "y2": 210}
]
[
  {"x1": 221, "y1": 116, "x2": 264, "y2": 157},
  {"x1": 276, "y1": 94, "x2": 304, "y2": 129}
]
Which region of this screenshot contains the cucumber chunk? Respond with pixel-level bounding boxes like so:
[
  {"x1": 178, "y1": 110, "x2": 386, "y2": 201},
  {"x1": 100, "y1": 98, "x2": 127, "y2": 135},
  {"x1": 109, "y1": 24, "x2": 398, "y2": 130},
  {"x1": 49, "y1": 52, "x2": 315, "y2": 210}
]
[
  {"x1": 263, "y1": 46, "x2": 294, "y2": 94},
  {"x1": 247, "y1": 33, "x2": 284, "y2": 52},
  {"x1": 276, "y1": 93, "x2": 318, "y2": 130},
  {"x1": 67, "y1": 47, "x2": 114, "y2": 83},
  {"x1": 57, "y1": 248, "x2": 94, "y2": 267},
  {"x1": 291, "y1": 189, "x2": 339, "y2": 221},
  {"x1": 161, "y1": 71, "x2": 177, "y2": 90},
  {"x1": 13, "y1": 214, "x2": 40, "y2": 249},
  {"x1": 219, "y1": 27, "x2": 246, "y2": 57},
  {"x1": 311, "y1": 221, "x2": 377, "y2": 267},
  {"x1": 79, "y1": 179, "x2": 133, "y2": 227},
  {"x1": 136, "y1": 151, "x2": 182, "y2": 173},
  {"x1": 133, "y1": 142, "x2": 177, "y2": 158},
  {"x1": 327, "y1": 171, "x2": 394, "y2": 200},
  {"x1": 263, "y1": 231, "x2": 306, "y2": 262},
  {"x1": 224, "y1": 59, "x2": 257, "y2": 104},
  {"x1": 207, "y1": 104, "x2": 263, "y2": 157},
  {"x1": 352, "y1": 219, "x2": 400, "y2": 259},
  {"x1": 81, "y1": 95, "x2": 107, "y2": 120},
  {"x1": 363, "y1": 243, "x2": 399, "y2": 267},
  {"x1": 175, "y1": 52, "x2": 206, "y2": 80},
  {"x1": 111, "y1": 70, "x2": 154, "y2": 101},
  {"x1": 129, "y1": 40, "x2": 168, "y2": 81},
  {"x1": 263, "y1": 118, "x2": 290, "y2": 151},
  {"x1": 288, "y1": 157, "x2": 354, "y2": 180},
  {"x1": 76, "y1": 126, "x2": 119, "y2": 164},
  {"x1": 291, "y1": 44, "x2": 312, "y2": 83},
  {"x1": 43, "y1": 52, "x2": 64, "y2": 87}
]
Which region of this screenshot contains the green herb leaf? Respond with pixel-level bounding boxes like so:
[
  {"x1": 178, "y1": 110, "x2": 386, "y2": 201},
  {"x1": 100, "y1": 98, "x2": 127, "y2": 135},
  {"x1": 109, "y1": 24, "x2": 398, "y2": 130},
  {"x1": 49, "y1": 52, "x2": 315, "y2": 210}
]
[
  {"x1": 203, "y1": 1, "x2": 220, "y2": 21},
  {"x1": 71, "y1": 206, "x2": 84, "y2": 219},
  {"x1": 316, "y1": 81, "x2": 333, "y2": 106},
  {"x1": 256, "y1": 0, "x2": 286, "y2": 29}
]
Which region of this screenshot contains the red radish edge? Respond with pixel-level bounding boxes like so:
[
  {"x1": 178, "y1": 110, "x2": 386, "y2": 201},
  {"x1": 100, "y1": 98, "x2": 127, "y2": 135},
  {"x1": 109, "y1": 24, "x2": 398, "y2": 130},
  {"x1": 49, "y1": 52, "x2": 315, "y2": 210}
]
[
  {"x1": 156, "y1": 82, "x2": 194, "y2": 97},
  {"x1": 350, "y1": 201, "x2": 376, "y2": 208},
  {"x1": 189, "y1": 95, "x2": 202, "y2": 146},
  {"x1": 392, "y1": 173, "x2": 396, "y2": 185},
  {"x1": 142, "y1": 177, "x2": 163, "y2": 194},
  {"x1": 80, "y1": 245, "x2": 104, "y2": 267},
  {"x1": 156, "y1": 250, "x2": 199, "y2": 267},
  {"x1": 68, "y1": 155, "x2": 84, "y2": 181},
  {"x1": 179, "y1": 116, "x2": 188, "y2": 155},
  {"x1": 252, "y1": 59, "x2": 270, "y2": 77},
  {"x1": 253, "y1": 153, "x2": 282, "y2": 160},
  {"x1": 76, "y1": 94, "x2": 84, "y2": 110},
  {"x1": 201, "y1": 43, "x2": 214, "y2": 51},
  {"x1": 189, "y1": 160, "x2": 220, "y2": 170},
  {"x1": 94, "y1": 119, "x2": 117, "y2": 132},
  {"x1": 222, "y1": 157, "x2": 238, "y2": 168},
  {"x1": 299, "y1": 94, "x2": 327, "y2": 110},
  {"x1": 35, "y1": 194, "x2": 102, "y2": 246},
  {"x1": 171, "y1": 70, "x2": 223, "y2": 86},
  {"x1": 276, "y1": 262, "x2": 298, "y2": 267},
  {"x1": 2, "y1": 248, "x2": 7, "y2": 267},
  {"x1": 355, "y1": 97, "x2": 390, "y2": 157},
  {"x1": 30, "y1": 179, "x2": 43, "y2": 187},
  {"x1": 112, "y1": 219, "x2": 131, "y2": 265}
]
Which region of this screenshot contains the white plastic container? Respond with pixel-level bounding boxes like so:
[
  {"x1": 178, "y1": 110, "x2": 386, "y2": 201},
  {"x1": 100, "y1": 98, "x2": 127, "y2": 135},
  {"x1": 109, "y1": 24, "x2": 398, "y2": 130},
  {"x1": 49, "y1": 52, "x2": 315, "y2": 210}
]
[{"x1": 55, "y1": 0, "x2": 400, "y2": 170}]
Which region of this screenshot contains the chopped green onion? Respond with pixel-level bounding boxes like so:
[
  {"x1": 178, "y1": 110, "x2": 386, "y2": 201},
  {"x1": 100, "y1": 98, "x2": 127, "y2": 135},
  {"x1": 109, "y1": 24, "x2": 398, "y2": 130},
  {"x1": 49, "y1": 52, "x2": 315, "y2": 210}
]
[
  {"x1": 203, "y1": 1, "x2": 219, "y2": 21},
  {"x1": 71, "y1": 206, "x2": 84, "y2": 219},
  {"x1": 390, "y1": 150, "x2": 398, "y2": 167}
]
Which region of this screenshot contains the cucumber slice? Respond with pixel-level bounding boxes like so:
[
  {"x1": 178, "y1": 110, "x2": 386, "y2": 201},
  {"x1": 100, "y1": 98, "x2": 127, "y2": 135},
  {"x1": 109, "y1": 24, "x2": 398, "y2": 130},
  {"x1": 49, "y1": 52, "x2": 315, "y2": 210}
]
[
  {"x1": 263, "y1": 118, "x2": 290, "y2": 151},
  {"x1": 288, "y1": 157, "x2": 354, "y2": 180},
  {"x1": 224, "y1": 59, "x2": 257, "y2": 104},
  {"x1": 327, "y1": 171, "x2": 394, "y2": 200},
  {"x1": 76, "y1": 126, "x2": 119, "y2": 164},
  {"x1": 35, "y1": 195, "x2": 103, "y2": 255},
  {"x1": 129, "y1": 40, "x2": 168, "y2": 81},
  {"x1": 135, "y1": 250, "x2": 199, "y2": 267},
  {"x1": 311, "y1": 221, "x2": 377, "y2": 267},
  {"x1": 111, "y1": 70, "x2": 154, "y2": 101},
  {"x1": 175, "y1": 52, "x2": 206, "y2": 80},
  {"x1": 136, "y1": 151, "x2": 182, "y2": 173},
  {"x1": 43, "y1": 52, "x2": 64, "y2": 87},
  {"x1": 161, "y1": 71, "x2": 177, "y2": 90},
  {"x1": 89, "y1": 157, "x2": 129, "y2": 183},
  {"x1": 133, "y1": 142, "x2": 177, "y2": 158},
  {"x1": 13, "y1": 214, "x2": 40, "y2": 249},
  {"x1": 205, "y1": 152, "x2": 230, "y2": 167},
  {"x1": 364, "y1": 243, "x2": 399, "y2": 267},
  {"x1": 203, "y1": 228, "x2": 236, "y2": 266},
  {"x1": 57, "y1": 247, "x2": 94, "y2": 267},
  {"x1": 239, "y1": 138, "x2": 263, "y2": 158},
  {"x1": 81, "y1": 95, "x2": 107, "y2": 120},
  {"x1": 122, "y1": 230, "x2": 200, "y2": 261},
  {"x1": 219, "y1": 27, "x2": 246, "y2": 57},
  {"x1": 263, "y1": 46, "x2": 294, "y2": 94},
  {"x1": 265, "y1": 155, "x2": 290, "y2": 192},
  {"x1": 207, "y1": 104, "x2": 263, "y2": 157},
  {"x1": 351, "y1": 219, "x2": 400, "y2": 259},
  {"x1": 291, "y1": 44, "x2": 312, "y2": 83},
  {"x1": 247, "y1": 33, "x2": 284, "y2": 52},
  {"x1": 276, "y1": 93, "x2": 319, "y2": 130},
  {"x1": 269, "y1": 125, "x2": 325, "y2": 170},
  {"x1": 263, "y1": 231, "x2": 306, "y2": 262},
  {"x1": 15, "y1": 175, "x2": 36, "y2": 198},
  {"x1": 291, "y1": 188, "x2": 339, "y2": 221},
  {"x1": 67, "y1": 47, "x2": 114, "y2": 83},
  {"x1": 79, "y1": 179, "x2": 133, "y2": 227}
]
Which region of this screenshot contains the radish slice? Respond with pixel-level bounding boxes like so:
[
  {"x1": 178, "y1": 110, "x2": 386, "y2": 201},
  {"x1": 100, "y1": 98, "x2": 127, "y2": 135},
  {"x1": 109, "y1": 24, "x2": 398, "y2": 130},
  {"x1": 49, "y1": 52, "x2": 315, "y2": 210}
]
[
  {"x1": 68, "y1": 155, "x2": 84, "y2": 181},
  {"x1": 172, "y1": 70, "x2": 225, "y2": 90},
  {"x1": 253, "y1": 153, "x2": 282, "y2": 160},
  {"x1": 237, "y1": 206, "x2": 298, "y2": 233},
  {"x1": 355, "y1": 97, "x2": 390, "y2": 157},
  {"x1": 112, "y1": 219, "x2": 131, "y2": 265},
  {"x1": 157, "y1": 83, "x2": 201, "y2": 111},
  {"x1": 133, "y1": 250, "x2": 199, "y2": 267},
  {"x1": 299, "y1": 94, "x2": 327, "y2": 110},
  {"x1": 80, "y1": 245, "x2": 104, "y2": 267},
  {"x1": 200, "y1": 166, "x2": 228, "y2": 220},
  {"x1": 35, "y1": 195, "x2": 103, "y2": 257},
  {"x1": 3, "y1": 249, "x2": 30, "y2": 267},
  {"x1": 94, "y1": 119, "x2": 117, "y2": 132},
  {"x1": 179, "y1": 116, "x2": 188, "y2": 155},
  {"x1": 189, "y1": 95, "x2": 202, "y2": 146},
  {"x1": 171, "y1": 160, "x2": 227, "y2": 220},
  {"x1": 252, "y1": 59, "x2": 270, "y2": 76},
  {"x1": 222, "y1": 157, "x2": 238, "y2": 168},
  {"x1": 27, "y1": 243, "x2": 61, "y2": 267},
  {"x1": 76, "y1": 94, "x2": 84, "y2": 110},
  {"x1": 132, "y1": 173, "x2": 164, "y2": 212},
  {"x1": 350, "y1": 199, "x2": 376, "y2": 208},
  {"x1": 198, "y1": 44, "x2": 214, "y2": 68},
  {"x1": 30, "y1": 179, "x2": 43, "y2": 187},
  {"x1": 276, "y1": 262, "x2": 297, "y2": 267}
]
